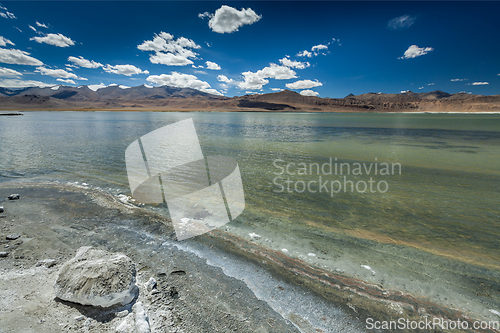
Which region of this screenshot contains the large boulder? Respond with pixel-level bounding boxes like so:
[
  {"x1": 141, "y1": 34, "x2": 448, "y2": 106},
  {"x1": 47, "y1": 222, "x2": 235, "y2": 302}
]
[{"x1": 54, "y1": 246, "x2": 137, "y2": 307}]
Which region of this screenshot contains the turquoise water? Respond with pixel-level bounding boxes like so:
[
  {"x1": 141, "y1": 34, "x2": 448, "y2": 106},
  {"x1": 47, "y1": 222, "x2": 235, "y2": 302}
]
[{"x1": 1, "y1": 111, "x2": 499, "y2": 320}]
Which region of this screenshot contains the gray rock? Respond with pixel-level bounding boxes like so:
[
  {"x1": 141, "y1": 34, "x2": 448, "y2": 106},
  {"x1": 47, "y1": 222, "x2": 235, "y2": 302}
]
[
  {"x1": 6, "y1": 233, "x2": 20, "y2": 240},
  {"x1": 74, "y1": 315, "x2": 85, "y2": 321},
  {"x1": 0, "y1": 252, "x2": 8, "y2": 258},
  {"x1": 36, "y1": 259, "x2": 57, "y2": 268},
  {"x1": 7, "y1": 194, "x2": 20, "y2": 200},
  {"x1": 144, "y1": 277, "x2": 157, "y2": 292},
  {"x1": 54, "y1": 246, "x2": 137, "y2": 308},
  {"x1": 0, "y1": 206, "x2": 4, "y2": 213}
]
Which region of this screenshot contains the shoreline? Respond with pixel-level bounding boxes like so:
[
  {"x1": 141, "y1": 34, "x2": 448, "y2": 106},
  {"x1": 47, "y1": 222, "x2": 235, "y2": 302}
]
[
  {"x1": 1, "y1": 108, "x2": 500, "y2": 114},
  {"x1": 1, "y1": 181, "x2": 497, "y2": 332}
]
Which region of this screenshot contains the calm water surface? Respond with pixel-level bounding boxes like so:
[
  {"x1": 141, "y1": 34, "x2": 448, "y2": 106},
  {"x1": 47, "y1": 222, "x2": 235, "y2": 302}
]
[{"x1": 1, "y1": 111, "x2": 499, "y2": 320}]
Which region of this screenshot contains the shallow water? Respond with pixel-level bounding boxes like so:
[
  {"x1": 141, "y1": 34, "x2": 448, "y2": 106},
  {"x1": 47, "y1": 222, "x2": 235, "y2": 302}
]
[{"x1": 1, "y1": 111, "x2": 499, "y2": 321}]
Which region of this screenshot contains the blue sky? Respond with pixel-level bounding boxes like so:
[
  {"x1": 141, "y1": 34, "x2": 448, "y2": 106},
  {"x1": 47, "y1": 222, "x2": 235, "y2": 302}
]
[{"x1": 0, "y1": 1, "x2": 499, "y2": 98}]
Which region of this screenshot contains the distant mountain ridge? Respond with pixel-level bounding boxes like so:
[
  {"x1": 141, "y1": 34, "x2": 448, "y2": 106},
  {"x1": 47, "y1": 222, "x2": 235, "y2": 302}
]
[{"x1": 0, "y1": 85, "x2": 499, "y2": 112}]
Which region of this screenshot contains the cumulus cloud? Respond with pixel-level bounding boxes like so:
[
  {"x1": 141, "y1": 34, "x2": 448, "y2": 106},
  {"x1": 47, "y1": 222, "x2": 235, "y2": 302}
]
[
  {"x1": 67, "y1": 56, "x2": 102, "y2": 68},
  {"x1": 203, "y1": 5, "x2": 261, "y2": 34},
  {"x1": 238, "y1": 71, "x2": 269, "y2": 90},
  {"x1": 398, "y1": 45, "x2": 433, "y2": 59},
  {"x1": 388, "y1": 15, "x2": 416, "y2": 30},
  {"x1": 206, "y1": 61, "x2": 221, "y2": 70},
  {"x1": 30, "y1": 33, "x2": 75, "y2": 47},
  {"x1": 146, "y1": 72, "x2": 222, "y2": 95},
  {"x1": 0, "y1": 36, "x2": 14, "y2": 47},
  {"x1": 0, "y1": 5, "x2": 16, "y2": 19},
  {"x1": 138, "y1": 32, "x2": 200, "y2": 66},
  {"x1": 296, "y1": 50, "x2": 312, "y2": 58},
  {"x1": 56, "y1": 78, "x2": 76, "y2": 85},
  {"x1": 279, "y1": 57, "x2": 310, "y2": 69},
  {"x1": 471, "y1": 82, "x2": 489, "y2": 85},
  {"x1": 192, "y1": 64, "x2": 204, "y2": 69},
  {"x1": 103, "y1": 64, "x2": 149, "y2": 76},
  {"x1": 35, "y1": 67, "x2": 79, "y2": 79},
  {"x1": 0, "y1": 66, "x2": 21, "y2": 77},
  {"x1": 0, "y1": 79, "x2": 54, "y2": 88},
  {"x1": 271, "y1": 88, "x2": 283, "y2": 92},
  {"x1": 36, "y1": 21, "x2": 48, "y2": 29},
  {"x1": 311, "y1": 44, "x2": 328, "y2": 52},
  {"x1": 238, "y1": 64, "x2": 296, "y2": 90},
  {"x1": 217, "y1": 75, "x2": 233, "y2": 83},
  {"x1": 0, "y1": 48, "x2": 43, "y2": 66},
  {"x1": 286, "y1": 79, "x2": 322, "y2": 90},
  {"x1": 297, "y1": 41, "x2": 336, "y2": 58},
  {"x1": 300, "y1": 89, "x2": 319, "y2": 97}
]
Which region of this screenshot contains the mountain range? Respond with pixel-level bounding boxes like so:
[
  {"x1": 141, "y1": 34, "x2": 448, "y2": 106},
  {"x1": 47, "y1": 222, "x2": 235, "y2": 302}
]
[{"x1": 1, "y1": 84, "x2": 499, "y2": 112}]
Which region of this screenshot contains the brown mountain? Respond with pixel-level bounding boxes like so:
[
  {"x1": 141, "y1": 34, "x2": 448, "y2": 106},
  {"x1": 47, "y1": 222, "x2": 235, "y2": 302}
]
[{"x1": 0, "y1": 85, "x2": 499, "y2": 112}]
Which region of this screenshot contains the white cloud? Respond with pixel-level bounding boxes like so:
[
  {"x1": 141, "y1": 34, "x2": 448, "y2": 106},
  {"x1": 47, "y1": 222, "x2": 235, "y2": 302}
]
[
  {"x1": 0, "y1": 79, "x2": 54, "y2": 88},
  {"x1": 30, "y1": 33, "x2": 75, "y2": 47},
  {"x1": 300, "y1": 89, "x2": 319, "y2": 97},
  {"x1": 192, "y1": 64, "x2": 204, "y2": 69},
  {"x1": 279, "y1": 57, "x2": 310, "y2": 69},
  {"x1": 238, "y1": 64, "x2": 296, "y2": 90},
  {"x1": 311, "y1": 44, "x2": 328, "y2": 52},
  {"x1": 206, "y1": 5, "x2": 261, "y2": 34},
  {"x1": 217, "y1": 75, "x2": 233, "y2": 83},
  {"x1": 206, "y1": 61, "x2": 221, "y2": 70},
  {"x1": 271, "y1": 88, "x2": 283, "y2": 92},
  {"x1": 146, "y1": 72, "x2": 222, "y2": 95},
  {"x1": 0, "y1": 36, "x2": 14, "y2": 47},
  {"x1": 138, "y1": 32, "x2": 200, "y2": 66},
  {"x1": 36, "y1": 67, "x2": 79, "y2": 79},
  {"x1": 471, "y1": 82, "x2": 489, "y2": 85},
  {"x1": 258, "y1": 64, "x2": 296, "y2": 80},
  {"x1": 88, "y1": 83, "x2": 107, "y2": 91},
  {"x1": 67, "y1": 56, "x2": 102, "y2": 69},
  {"x1": 286, "y1": 79, "x2": 322, "y2": 90},
  {"x1": 119, "y1": 85, "x2": 130, "y2": 89},
  {"x1": 451, "y1": 78, "x2": 466, "y2": 82},
  {"x1": 418, "y1": 86, "x2": 424, "y2": 89},
  {"x1": 0, "y1": 5, "x2": 16, "y2": 19},
  {"x1": 103, "y1": 64, "x2": 149, "y2": 76},
  {"x1": 0, "y1": 48, "x2": 43, "y2": 66},
  {"x1": 56, "y1": 78, "x2": 76, "y2": 85},
  {"x1": 36, "y1": 21, "x2": 48, "y2": 29},
  {"x1": 399, "y1": 45, "x2": 433, "y2": 59},
  {"x1": 198, "y1": 12, "x2": 212, "y2": 19},
  {"x1": 427, "y1": 83, "x2": 435, "y2": 86},
  {"x1": 388, "y1": 15, "x2": 416, "y2": 30},
  {"x1": 238, "y1": 71, "x2": 269, "y2": 90},
  {"x1": 29, "y1": 25, "x2": 37, "y2": 32},
  {"x1": 149, "y1": 52, "x2": 194, "y2": 66},
  {"x1": 0, "y1": 66, "x2": 21, "y2": 77},
  {"x1": 296, "y1": 50, "x2": 312, "y2": 58},
  {"x1": 401, "y1": 90, "x2": 410, "y2": 93}
]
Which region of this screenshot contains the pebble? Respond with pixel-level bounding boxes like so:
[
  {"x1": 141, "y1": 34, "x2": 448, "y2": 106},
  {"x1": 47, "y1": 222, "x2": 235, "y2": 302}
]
[
  {"x1": 74, "y1": 315, "x2": 85, "y2": 321},
  {"x1": 0, "y1": 206, "x2": 4, "y2": 213},
  {"x1": 6, "y1": 233, "x2": 21, "y2": 240},
  {"x1": 8, "y1": 194, "x2": 20, "y2": 200},
  {"x1": 145, "y1": 277, "x2": 157, "y2": 292},
  {"x1": 249, "y1": 232, "x2": 261, "y2": 240},
  {"x1": 36, "y1": 259, "x2": 58, "y2": 268},
  {"x1": 0, "y1": 252, "x2": 8, "y2": 258}
]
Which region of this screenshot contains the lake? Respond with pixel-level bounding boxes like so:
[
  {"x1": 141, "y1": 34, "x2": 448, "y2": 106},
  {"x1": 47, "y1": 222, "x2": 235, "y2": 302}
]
[{"x1": 1, "y1": 111, "x2": 499, "y2": 323}]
